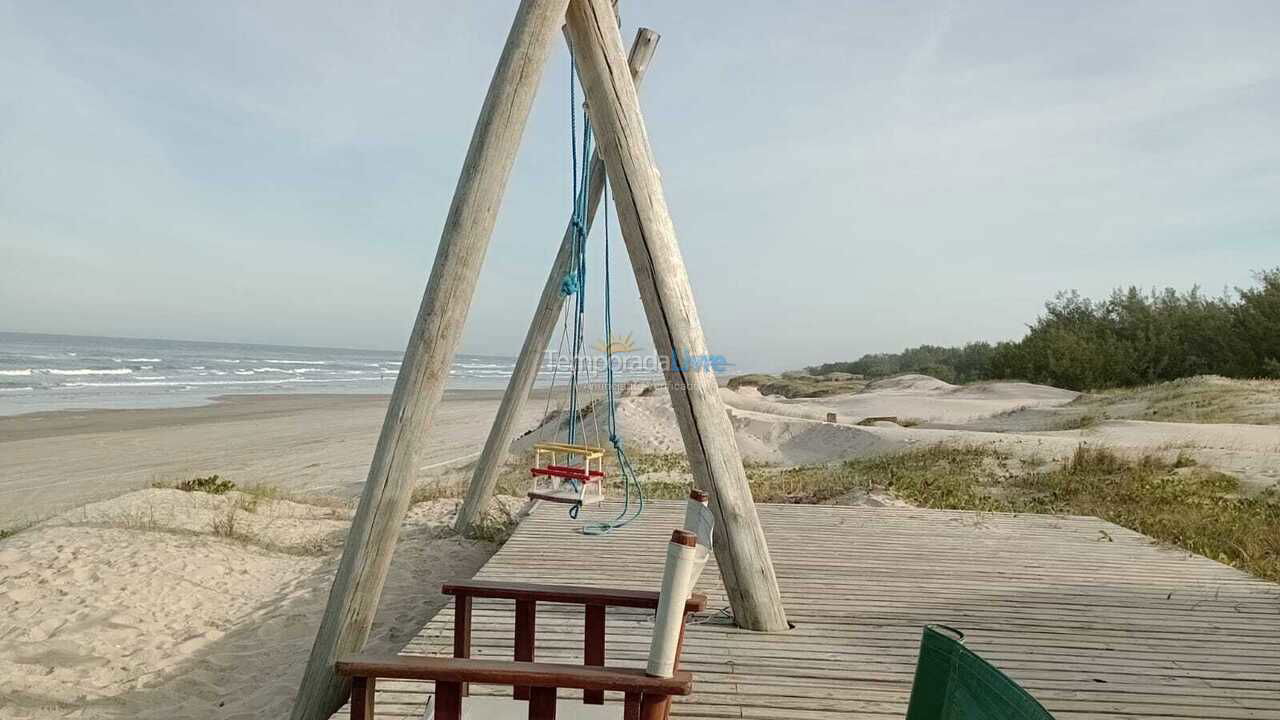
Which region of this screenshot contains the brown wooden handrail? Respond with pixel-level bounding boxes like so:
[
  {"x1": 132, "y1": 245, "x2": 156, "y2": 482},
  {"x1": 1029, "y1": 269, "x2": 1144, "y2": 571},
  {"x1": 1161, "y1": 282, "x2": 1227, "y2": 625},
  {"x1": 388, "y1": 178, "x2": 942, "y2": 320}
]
[
  {"x1": 336, "y1": 655, "x2": 692, "y2": 693},
  {"x1": 340, "y1": 578, "x2": 702, "y2": 719},
  {"x1": 337, "y1": 655, "x2": 691, "y2": 720},
  {"x1": 443, "y1": 579, "x2": 707, "y2": 612},
  {"x1": 444, "y1": 579, "x2": 704, "y2": 706}
]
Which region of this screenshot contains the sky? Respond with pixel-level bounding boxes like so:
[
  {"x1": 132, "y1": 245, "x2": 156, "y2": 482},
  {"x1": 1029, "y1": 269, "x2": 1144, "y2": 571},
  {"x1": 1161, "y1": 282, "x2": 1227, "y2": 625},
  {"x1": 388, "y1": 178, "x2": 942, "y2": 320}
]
[{"x1": 2, "y1": 1, "x2": 1277, "y2": 372}]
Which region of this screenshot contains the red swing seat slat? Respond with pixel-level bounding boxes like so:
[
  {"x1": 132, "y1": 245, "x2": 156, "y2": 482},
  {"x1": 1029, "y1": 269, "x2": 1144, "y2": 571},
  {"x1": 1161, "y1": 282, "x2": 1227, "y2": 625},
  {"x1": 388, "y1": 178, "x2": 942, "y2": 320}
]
[{"x1": 529, "y1": 466, "x2": 602, "y2": 482}]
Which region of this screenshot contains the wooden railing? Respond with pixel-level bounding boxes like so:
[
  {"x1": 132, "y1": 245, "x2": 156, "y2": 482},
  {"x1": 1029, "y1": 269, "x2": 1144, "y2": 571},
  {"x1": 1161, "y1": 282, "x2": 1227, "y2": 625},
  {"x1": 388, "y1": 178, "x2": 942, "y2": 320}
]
[
  {"x1": 336, "y1": 580, "x2": 707, "y2": 720},
  {"x1": 337, "y1": 656, "x2": 692, "y2": 720}
]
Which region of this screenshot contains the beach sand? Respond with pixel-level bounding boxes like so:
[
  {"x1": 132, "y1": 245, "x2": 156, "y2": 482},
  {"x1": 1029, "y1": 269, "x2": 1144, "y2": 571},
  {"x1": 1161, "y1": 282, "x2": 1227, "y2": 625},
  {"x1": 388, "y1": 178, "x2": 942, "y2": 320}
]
[
  {"x1": 0, "y1": 489, "x2": 521, "y2": 720},
  {"x1": 0, "y1": 391, "x2": 546, "y2": 530},
  {"x1": 2, "y1": 375, "x2": 1277, "y2": 719},
  {"x1": 1, "y1": 390, "x2": 544, "y2": 719}
]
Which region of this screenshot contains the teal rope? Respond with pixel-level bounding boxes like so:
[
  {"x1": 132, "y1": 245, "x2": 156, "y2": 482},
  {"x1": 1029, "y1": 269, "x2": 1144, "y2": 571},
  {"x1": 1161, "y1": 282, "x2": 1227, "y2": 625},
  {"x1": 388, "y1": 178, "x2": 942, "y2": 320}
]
[
  {"x1": 558, "y1": 48, "x2": 644, "y2": 531},
  {"x1": 564, "y1": 51, "x2": 593, "y2": 517},
  {"x1": 583, "y1": 183, "x2": 645, "y2": 535}
]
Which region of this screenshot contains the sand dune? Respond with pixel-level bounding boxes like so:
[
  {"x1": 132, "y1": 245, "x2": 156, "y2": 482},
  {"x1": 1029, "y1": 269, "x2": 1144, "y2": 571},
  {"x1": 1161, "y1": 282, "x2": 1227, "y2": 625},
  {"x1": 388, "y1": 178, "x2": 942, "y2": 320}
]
[
  {"x1": 522, "y1": 374, "x2": 1278, "y2": 493},
  {"x1": 0, "y1": 490, "x2": 518, "y2": 720},
  {"x1": 755, "y1": 374, "x2": 1079, "y2": 425}
]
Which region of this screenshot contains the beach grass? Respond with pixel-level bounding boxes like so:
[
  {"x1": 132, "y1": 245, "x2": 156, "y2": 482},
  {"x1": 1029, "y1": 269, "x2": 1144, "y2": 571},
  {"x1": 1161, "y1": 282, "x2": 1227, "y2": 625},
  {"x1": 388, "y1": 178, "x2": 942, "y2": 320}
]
[
  {"x1": 175, "y1": 474, "x2": 237, "y2": 495},
  {"x1": 632, "y1": 446, "x2": 1279, "y2": 583},
  {"x1": 394, "y1": 443, "x2": 1279, "y2": 583},
  {"x1": 1072, "y1": 376, "x2": 1280, "y2": 425}
]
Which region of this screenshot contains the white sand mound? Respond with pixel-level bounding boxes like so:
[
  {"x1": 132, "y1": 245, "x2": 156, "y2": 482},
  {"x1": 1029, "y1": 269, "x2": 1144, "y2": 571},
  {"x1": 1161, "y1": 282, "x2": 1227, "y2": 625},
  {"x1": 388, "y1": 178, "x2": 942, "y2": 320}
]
[
  {"x1": 728, "y1": 410, "x2": 1083, "y2": 466},
  {"x1": 864, "y1": 373, "x2": 958, "y2": 393},
  {"x1": 514, "y1": 395, "x2": 685, "y2": 456},
  {"x1": 512, "y1": 376, "x2": 1276, "y2": 491},
  {"x1": 725, "y1": 376, "x2": 1079, "y2": 426},
  {"x1": 0, "y1": 489, "x2": 516, "y2": 720},
  {"x1": 719, "y1": 389, "x2": 833, "y2": 423},
  {"x1": 729, "y1": 411, "x2": 896, "y2": 465},
  {"x1": 948, "y1": 381, "x2": 1078, "y2": 402},
  {"x1": 515, "y1": 387, "x2": 1080, "y2": 467}
]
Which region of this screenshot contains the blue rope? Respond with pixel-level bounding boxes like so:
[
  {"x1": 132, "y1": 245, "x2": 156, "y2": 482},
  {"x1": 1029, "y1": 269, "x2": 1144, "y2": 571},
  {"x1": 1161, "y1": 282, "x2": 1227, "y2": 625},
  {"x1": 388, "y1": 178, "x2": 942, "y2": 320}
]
[
  {"x1": 561, "y1": 51, "x2": 591, "y2": 514},
  {"x1": 583, "y1": 183, "x2": 645, "y2": 536},
  {"x1": 555, "y1": 48, "x2": 643, "y2": 532},
  {"x1": 565, "y1": 122, "x2": 591, "y2": 448}
]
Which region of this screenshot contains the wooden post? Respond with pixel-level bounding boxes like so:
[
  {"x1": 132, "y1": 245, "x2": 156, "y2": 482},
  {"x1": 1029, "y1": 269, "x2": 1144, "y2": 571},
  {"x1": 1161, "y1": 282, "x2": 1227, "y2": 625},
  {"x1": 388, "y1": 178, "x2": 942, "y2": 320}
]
[
  {"x1": 583, "y1": 603, "x2": 606, "y2": 704},
  {"x1": 513, "y1": 599, "x2": 537, "y2": 700},
  {"x1": 289, "y1": 2, "x2": 569, "y2": 718},
  {"x1": 434, "y1": 682, "x2": 463, "y2": 720},
  {"x1": 454, "y1": 27, "x2": 661, "y2": 536},
  {"x1": 453, "y1": 595, "x2": 472, "y2": 696},
  {"x1": 565, "y1": 0, "x2": 789, "y2": 631},
  {"x1": 349, "y1": 677, "x2": 375, "y2": 720}
]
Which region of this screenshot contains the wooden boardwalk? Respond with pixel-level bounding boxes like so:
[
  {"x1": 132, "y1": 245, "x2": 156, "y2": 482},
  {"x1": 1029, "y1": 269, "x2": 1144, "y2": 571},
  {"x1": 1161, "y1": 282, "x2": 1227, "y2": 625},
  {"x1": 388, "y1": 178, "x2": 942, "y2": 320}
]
[{"x1": 344, "y1": 501, "x2": 1280, "y2": 719}]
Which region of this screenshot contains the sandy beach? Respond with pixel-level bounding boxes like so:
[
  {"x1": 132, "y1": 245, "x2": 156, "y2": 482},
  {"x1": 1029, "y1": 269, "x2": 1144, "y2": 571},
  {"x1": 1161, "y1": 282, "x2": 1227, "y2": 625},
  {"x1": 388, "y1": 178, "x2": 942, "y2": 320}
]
[
  {"x1": 0, "y1": 491, "x2": 521, "y2": 720},
  {"x1": 0, "y1": 391, "x2": 547, "y2": 530},
  {"x1": 1, "y1": 388, "x2": 544, "y2": 720},
  {"x1": 2, "y1": 375, "x2": 1277, "y2": 719}
]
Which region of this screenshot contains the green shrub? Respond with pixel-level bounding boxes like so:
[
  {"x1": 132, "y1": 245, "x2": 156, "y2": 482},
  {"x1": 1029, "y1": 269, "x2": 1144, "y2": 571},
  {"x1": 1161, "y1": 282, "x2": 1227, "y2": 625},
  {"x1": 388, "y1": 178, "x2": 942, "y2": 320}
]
[
  {"x1": 808, "y1": 268, "x2": 1280, "y2": 391},
  {"x1": 176, "y1": 475, "x2": 236, "y2": 495}
]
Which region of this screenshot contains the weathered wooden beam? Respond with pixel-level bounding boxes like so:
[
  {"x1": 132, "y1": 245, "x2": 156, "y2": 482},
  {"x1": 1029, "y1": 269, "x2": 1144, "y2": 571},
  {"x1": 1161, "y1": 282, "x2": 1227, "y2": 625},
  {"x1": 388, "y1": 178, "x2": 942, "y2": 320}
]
[
  {"x1": 454, "y1": 27, "x2": 660, "y2": 536},
  {"x1": 564, "y1": 0, "x2": 790, "y2": 631},
  {"x1": 289, "y1": 2, "x2": 570, "y2": 717}
]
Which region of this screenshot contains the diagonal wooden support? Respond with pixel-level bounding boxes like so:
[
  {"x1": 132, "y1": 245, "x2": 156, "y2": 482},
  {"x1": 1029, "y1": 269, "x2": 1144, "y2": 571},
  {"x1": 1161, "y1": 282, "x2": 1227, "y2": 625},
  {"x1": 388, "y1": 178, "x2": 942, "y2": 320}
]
[
  {"x1": 565, "y1": 0, "x2": 789, "y2": 630},
  {"x1": 289, "y1": 1, "x2": 571, "y2": 717},
  {"x1": 454, "y1": 27, "x2": 661, "y2": 537}
]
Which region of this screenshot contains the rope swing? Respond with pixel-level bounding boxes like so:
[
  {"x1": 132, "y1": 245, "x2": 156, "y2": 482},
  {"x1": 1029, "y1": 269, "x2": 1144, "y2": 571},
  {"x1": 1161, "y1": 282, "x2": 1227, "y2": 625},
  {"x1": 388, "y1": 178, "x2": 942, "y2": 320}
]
[{"x1": 531, "y1": 47, "x2": 644, "y2": 534}]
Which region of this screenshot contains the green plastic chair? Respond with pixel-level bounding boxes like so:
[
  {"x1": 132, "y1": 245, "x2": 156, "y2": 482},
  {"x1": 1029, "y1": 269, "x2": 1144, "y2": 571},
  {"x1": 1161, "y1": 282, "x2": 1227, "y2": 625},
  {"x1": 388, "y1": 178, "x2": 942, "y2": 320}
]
[{"x1": 905, "y1": 625, "x2": 1056, "y2": 720}]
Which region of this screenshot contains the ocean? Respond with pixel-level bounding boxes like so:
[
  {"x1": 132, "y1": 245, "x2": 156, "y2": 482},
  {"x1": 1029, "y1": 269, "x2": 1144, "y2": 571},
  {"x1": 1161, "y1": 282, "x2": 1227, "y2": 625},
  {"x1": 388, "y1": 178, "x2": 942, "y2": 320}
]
[{"x1": 0, "y1": 332, "x2": 641, "y2": 417}]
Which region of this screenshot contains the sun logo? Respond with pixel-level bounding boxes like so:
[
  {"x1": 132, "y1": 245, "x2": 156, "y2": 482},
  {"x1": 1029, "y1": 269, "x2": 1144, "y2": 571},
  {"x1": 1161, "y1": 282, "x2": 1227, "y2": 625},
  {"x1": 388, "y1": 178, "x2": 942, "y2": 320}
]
[{"x1": 593, "y1": 332, "x2": 639, "y2": 354}]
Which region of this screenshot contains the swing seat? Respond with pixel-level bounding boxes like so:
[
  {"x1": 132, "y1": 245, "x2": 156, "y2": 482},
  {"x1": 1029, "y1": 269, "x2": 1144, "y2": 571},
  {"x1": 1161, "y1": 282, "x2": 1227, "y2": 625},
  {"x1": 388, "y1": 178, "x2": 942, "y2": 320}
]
[{"x1": 529, "y1": 443, "x2": 607, "y2": 506}]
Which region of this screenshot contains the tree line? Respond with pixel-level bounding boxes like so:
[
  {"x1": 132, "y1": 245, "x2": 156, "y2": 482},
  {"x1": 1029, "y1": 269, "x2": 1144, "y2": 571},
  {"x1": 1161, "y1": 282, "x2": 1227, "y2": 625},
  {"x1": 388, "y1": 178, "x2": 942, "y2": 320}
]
[{"x1": 808, "y1": 269, "x2": 1280, "y2": 391}]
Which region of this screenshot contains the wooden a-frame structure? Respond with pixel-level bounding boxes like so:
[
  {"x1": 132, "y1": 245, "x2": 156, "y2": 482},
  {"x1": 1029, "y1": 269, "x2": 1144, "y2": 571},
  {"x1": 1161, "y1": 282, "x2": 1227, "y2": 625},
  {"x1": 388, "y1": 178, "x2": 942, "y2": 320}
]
[{"x1": 292, "y1": 2, "x2": 788, "y2": 717}]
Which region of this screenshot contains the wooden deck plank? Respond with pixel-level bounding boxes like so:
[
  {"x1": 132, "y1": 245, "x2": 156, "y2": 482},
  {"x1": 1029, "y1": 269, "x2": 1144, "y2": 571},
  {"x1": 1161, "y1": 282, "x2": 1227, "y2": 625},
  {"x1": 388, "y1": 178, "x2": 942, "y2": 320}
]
[{"x1": 334, "y1": 501, "x2": 1280, "y2": 720}]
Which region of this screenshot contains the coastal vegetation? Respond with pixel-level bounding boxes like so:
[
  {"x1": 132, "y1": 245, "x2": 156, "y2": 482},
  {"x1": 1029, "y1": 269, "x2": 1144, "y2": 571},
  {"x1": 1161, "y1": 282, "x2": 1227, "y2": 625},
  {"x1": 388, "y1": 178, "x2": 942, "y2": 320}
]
[
  {"x1": 1071, "y1": 375, "x2": 1280, "y2": 425},
  {"x1": 633, "y1": 446, "x2": 1280, "y2": 583},
  {"x1": 807, "y1": 268, "x2": 1280, "y2": 390},
  {"x1": 175, "y1": 474, "x2": 236, "y2": 495}
]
